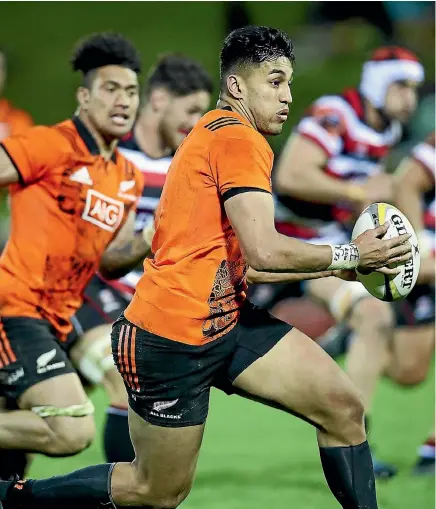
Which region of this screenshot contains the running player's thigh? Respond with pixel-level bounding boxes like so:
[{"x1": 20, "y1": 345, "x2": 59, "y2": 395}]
[
  {"x1": 18, "y1": 372, "x2": 89, "y2": 409},
  {"x1": 123, "y1": 406, "x2": 204, "y2": 500},
  {"x1": 306, "y1": 276, "x2": 344, "y2": 307},
  {"x1": 18, "y1": 373, "x2": 94, "y2": 434},
  {"x1": 232, "y1": 327, "x2": 361, "y2": 427},
  {"x1": 388, "y1": 324, "x2": 435, "y2": 384}
]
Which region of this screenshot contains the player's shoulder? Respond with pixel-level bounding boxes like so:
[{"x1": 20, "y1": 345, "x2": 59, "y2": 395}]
[
  {"x1": 197, "y1": 108, "x2": 270, "y2": 151},
  {"x1": 40, "y1": 119, "x2": 83, "y2": 152}
]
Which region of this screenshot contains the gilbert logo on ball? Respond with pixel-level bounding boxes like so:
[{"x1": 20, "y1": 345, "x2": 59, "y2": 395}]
[{"x1": 351, "y1": 202, "x2": 420, "y2": 302}]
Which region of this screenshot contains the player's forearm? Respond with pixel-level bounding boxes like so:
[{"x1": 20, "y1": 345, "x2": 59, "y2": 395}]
[
  {"x1": 251, "y1": 233, "x2": 353, "y2": 273},
  {"x1": 277, "y1": 167, "x2": 365, "y2": 205},
  {"x1": 246, "y1": 266, "x2": 336, "y2": 284},
  {"x1": 99, "y1": 234, "x2": 151, "y2": 280},
  {"x1": 417, "y1": 257, "x2": 435, "y2": 285},
  {"x1": 395, "y1": 185, "x2": 424, "y2": 233}
]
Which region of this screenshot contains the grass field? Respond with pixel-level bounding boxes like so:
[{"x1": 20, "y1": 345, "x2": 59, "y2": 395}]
[{"x1": 30, "y1": 359, "x2": 435, "y2": 509}]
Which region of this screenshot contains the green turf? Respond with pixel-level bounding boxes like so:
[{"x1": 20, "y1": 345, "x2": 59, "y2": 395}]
[{"x1": 29, "y1": 360, "x2": 434, "y2": 509}]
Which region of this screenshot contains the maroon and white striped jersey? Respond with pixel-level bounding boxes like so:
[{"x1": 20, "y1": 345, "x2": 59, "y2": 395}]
[
  {"x1": 114, "y1": 133, "x2": 173, "y2": 294},
  {"x1": 411, "y1": 132, "x2": 435, "y2": 256},
  {"x1": 275, "y1": 88, "x2": 402, "y2": 242}
]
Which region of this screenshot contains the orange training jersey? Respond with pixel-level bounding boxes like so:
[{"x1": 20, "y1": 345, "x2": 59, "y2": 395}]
[
  {"x1": 125, "y1": 108, "x2": 274, "y2": 346},
  {"x1": 0, "y1": 117, "x2": 144, "y2": 335},
  {"x1": 0, "y1": 98, "x2": 33, "y2": 140}
]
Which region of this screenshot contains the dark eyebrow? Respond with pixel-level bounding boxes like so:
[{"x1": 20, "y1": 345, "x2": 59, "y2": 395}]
[
  {"x1": 268, "y1": 69, "x2": 286, "y2": 76},
  {"x1": 105, "y1": 80, "x2": 138, "y2": 90}
]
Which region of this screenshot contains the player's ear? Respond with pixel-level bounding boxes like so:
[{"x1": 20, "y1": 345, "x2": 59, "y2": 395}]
[
  {"x1": 149, "y1": 88, "x2": 171, "y2": 113},
  {"x1": 226, "y1": 74, "x2": 244, "y2": 100},
  {"x1": 76, "y1": 87, "x2": 90, "y2": 111}
]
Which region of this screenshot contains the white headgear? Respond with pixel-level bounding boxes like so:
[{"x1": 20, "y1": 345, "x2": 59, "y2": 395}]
[{"x1": 360, "y1": 47, "x2": 424, "y2": 109}]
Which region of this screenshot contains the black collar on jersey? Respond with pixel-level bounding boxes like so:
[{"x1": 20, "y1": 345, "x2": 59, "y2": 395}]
[{"x1": 72, "y1": 115, "x2": 117, "y2": 163}]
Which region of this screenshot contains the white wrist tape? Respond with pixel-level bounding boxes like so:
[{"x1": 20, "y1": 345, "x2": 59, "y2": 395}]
[{"x1": 327, "y1": 243, "x2": 360, "y2": 270}]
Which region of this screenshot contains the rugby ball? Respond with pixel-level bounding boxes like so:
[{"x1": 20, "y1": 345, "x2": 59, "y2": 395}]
[{"x1": 351, "y1": 203, "x2": 420, "y2": 301}]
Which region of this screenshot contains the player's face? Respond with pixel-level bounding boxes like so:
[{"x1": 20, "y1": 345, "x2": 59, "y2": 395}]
[
  {"x1": 160, "y1": 90, "x2": 211, "y2": 151},
  {"x1": 0, "y1": 53, "x2": 6, "y2": 96},
  {"x1": 384, "y1": 80, "x2": 419, "y2": 123},
  {"x1": 244, "y1": 57, "x2": 293, "y2": 136},
  {"x1": 82, "y1": 65, "x2": 140, "y2": 140}
]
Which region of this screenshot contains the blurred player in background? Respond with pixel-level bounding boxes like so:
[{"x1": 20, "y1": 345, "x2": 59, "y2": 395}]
[
  {"x1": 0, "y1": 25, "x2": 413, "y2": 509},
  {"x1": 272, "y1": 46, "x2": 424, "y2": 477},
  {"x1": 0, "y1": 33, "x2": 152, "y2": 480},
  {"x1": 0, "y1": 48, "x2": 33, "y2": 141},
  {"x1": 392, "y1": 132, "x2": 435, "y2": 475},
  {"x1": 68, "y1": 53, "x2": 213, "y2": 463}
]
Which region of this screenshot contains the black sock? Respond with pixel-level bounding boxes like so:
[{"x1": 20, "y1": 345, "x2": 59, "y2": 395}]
[
  {"x1": 3, "y1": 463, "x2": 114, "y2": 509},
  {"x1": 319, "y1": 441, "x2": 378, "y2": 508},
  {"x1": 0, "y1": 449, "x2": 28, "y2": 479},
  {"x1": 104, "y1": 406, "x2": 135, "y2": 463}
]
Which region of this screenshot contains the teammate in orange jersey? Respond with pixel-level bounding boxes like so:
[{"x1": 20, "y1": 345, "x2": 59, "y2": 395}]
[
  {"x1": 69, "y1": 53, "x2": 213, "y2": 464},
  {"x1": 0, "y1": 26, "x2": 412, "y2": 509},
  {"x1": 0, "y1": 33, "x2": 152, "y2": 476},
  {"x1": 0, "y1": 48, "x2": 33, "y2": 141}
]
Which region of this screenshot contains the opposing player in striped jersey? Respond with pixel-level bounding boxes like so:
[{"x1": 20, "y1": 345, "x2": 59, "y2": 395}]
[
  {"x1": 393, "y1": 132, "x2": 435, "y2": 475},
  {"x1": 68, "y1": 53, "x2": 213, "y2": 463},
  {"x1": 273, "y1": 46, "x2": 424, "y2": 477}
]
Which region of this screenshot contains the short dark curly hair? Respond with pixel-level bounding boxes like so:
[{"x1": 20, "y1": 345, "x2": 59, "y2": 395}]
[
  {"x1": 71, "y1": 32, "x2": 141, "y2": 86},
  {"x1": 145, "y1": 53, "x2": 213, "y2": 97},
  {"x1": 220, "y1": 26, "x2": 295, "y2": 83}
]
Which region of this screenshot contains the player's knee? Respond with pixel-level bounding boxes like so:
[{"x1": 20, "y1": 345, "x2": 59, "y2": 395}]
[
  {"x1": 134, "y1": 481, "x2": 192, "y2": 509},
  {"x1": 391, "y1": 363, "x2": 428, "y2": 387},
  {"x1": 350, "y1": 297, "x2": 394, "y2": 335},
  {"x1": 45, "y1": 416, "x2": 95, "y2": 456},
  {"x1": 324, "y1": 380, "x2": 365, "y2": 443}
]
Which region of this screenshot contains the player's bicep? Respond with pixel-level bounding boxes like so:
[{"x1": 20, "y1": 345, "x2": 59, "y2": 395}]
[
  {"x1": 0, "y1": 145, "x2": 20, "y2": 186},
  {"x1": 395, "y1": 157, "x2": 434, "y2": 194},
  {"x1": 224, "y1": 190, "x2": 276, "y2": 269}
]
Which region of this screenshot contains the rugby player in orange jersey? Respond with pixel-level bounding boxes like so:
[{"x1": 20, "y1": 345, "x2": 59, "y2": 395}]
[
  {"x1": 0, "y1": 33, "x2": 153, "y2": 476},
  {"x1": 0, "y1": 26, "x2": 412, "y2": 509},
  {"x1": 69, "y1": 53, "x2": 213, "y2": 464}
]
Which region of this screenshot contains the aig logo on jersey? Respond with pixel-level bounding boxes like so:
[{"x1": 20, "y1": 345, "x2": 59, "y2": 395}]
[{"x1": 82, "y1": 189, "x2": 125, "y2": 232}]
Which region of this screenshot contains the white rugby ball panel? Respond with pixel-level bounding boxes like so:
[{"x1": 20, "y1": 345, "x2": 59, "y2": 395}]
[{"x1": 351, "y1": 202, "x2": 420, "y2": 302}]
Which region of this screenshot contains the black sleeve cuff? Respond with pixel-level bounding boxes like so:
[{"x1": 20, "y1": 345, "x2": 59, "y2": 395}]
[
  {"x1": 222, "y1": 186, "x2": 270, "y2": 202},
  {"x1": 0, "y1": 142, "x2": 25, "y2": 185}
]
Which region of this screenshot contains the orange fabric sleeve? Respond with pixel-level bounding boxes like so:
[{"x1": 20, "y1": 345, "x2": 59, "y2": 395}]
[
  {"x1": 210, "y1": 136, "x2": 273, "y2": 196},
  {"x1": 1, "y1": 126, "x2": 67, "y2": 185}
]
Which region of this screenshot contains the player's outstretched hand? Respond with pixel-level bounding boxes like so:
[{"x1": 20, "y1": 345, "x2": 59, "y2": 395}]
[{"x1": 354, "y1": 222, "x2": 412, "y2": 274}]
